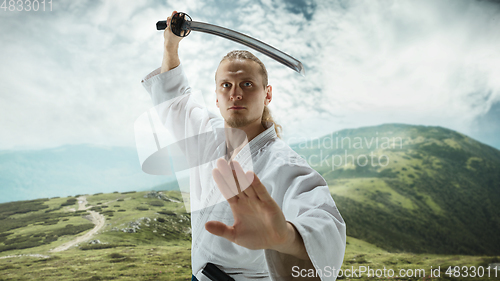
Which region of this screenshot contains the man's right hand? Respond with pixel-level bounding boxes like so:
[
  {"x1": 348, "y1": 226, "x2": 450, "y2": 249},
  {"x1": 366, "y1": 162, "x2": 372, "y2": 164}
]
[
  {"x1": 161, "y1": 10, "x2": 183, "y2": 73},
  {"x1": 163, "y1": 10, "x2": 184, "y2": 50}
]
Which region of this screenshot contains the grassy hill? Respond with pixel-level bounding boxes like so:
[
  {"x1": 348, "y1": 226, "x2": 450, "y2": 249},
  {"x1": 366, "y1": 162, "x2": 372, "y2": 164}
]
[
  {"x1": 0, "y1": 191, "x2": 499, "y2": 280},
  {"x1": 1, "y1": 123, "x2": 499, "y2": 279},
  {"x1": 291, "y1": 123, "x2": 500, "y2": 255},
  {"x1": 0, "y1": 190, "x2": 192, "y2": 280}
]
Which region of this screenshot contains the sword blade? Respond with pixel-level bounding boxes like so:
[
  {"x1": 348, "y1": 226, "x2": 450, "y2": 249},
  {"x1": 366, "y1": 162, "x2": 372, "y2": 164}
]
[{"x1": 185, "y1": 21, "x2": 305, "y2": 76}]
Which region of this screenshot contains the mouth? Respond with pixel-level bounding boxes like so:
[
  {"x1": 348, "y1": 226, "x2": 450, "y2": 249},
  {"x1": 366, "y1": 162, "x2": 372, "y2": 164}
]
[{"x1": 229, "y1": 106, "x2": 246, "y2": 110}]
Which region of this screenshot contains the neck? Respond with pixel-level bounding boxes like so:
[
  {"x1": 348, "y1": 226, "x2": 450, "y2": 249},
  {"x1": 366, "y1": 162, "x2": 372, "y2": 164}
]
[{"x1": 224, "y1": 120, "x2": 267, "y2": 160}]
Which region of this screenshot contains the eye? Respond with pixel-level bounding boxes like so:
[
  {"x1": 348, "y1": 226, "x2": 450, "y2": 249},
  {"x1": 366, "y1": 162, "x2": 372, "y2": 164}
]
[
  {"x1": 221, "y1": 83, "x2": 231, "y2": 88},
  {"x1": 243, "y1": 82, "x2": 252, "y2": 87}
]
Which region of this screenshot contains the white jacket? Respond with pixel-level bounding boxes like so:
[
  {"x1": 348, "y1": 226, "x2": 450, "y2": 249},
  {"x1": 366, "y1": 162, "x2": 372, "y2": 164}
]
[{"x1": 141, "y1": 64, "x2": 346, "y2": 281}]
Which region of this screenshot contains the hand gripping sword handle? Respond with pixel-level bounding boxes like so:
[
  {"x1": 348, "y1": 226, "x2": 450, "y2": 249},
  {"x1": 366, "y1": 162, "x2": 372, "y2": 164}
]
[{"x1": 156, "y1": 12, "x2": 192, "y2": 37}]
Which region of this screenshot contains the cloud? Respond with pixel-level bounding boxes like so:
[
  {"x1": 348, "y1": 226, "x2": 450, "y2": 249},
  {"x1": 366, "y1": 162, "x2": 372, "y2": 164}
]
[
  {"x1": 0, "y1": 0, "x2": 168, "y2": 149},
  {"x1": 263, "y1": 0, "x2": 500, "y2": 145},
  {"x1": 0, "y1": 0, "x2": 499, "y2": 150},
  {"x1": 306, "y1": 0, "x2": 500, "y2": 142}
]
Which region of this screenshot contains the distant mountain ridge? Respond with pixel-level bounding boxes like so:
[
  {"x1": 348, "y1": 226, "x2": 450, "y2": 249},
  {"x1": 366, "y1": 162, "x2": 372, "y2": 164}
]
[
  {"x1": 0, "y1": 145, "x2": 175, "y2": 203},
  {"x1": 292, "y1": 123, "x2": 500, "y2": 255}
]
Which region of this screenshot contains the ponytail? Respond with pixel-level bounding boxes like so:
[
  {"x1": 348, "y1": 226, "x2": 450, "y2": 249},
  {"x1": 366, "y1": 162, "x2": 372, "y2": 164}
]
[{"x1": 262, "y1": 105, "x2": 282, "y2": 139}]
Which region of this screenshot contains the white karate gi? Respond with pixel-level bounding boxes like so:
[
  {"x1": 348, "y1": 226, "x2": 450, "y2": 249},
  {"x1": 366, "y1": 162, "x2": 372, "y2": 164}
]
[{"x1": 141, "y1": 64, "x2": 346, "y2": 281}]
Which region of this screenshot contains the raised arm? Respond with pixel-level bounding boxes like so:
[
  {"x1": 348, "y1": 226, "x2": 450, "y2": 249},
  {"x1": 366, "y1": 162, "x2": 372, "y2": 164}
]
[
  {"x1": 161, "y1": 11, "x2": 182, "y2": 73},
  {"x1": 140, "y1": 11, "x2": 222, "y2": 176}
]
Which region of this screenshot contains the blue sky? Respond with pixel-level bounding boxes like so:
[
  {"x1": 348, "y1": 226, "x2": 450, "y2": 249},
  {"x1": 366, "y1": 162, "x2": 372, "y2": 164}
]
[{"x1": 1, "y1": 0, "x2": 500, "y2": 150}]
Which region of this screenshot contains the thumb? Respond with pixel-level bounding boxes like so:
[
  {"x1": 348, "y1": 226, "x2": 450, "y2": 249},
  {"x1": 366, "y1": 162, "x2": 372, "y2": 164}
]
[{"x1": 205, "y1": 221, "x2": 234, "y2": 241}]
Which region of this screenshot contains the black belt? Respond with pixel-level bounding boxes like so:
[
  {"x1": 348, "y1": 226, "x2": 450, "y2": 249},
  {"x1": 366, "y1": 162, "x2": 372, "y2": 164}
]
[{"x1": 202, "y1": 263, "x2": 235, "y2": 281}]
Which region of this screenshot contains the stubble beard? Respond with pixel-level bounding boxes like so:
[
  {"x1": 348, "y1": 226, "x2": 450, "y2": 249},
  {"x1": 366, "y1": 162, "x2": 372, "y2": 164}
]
[{"x1": 225, "y1": 111, "x2": 260, "y2": 128}]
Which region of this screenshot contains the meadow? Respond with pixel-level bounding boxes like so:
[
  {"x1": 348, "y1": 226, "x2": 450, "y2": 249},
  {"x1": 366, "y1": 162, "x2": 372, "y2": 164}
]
[{"x1": 0, "y1": 190, "x2": 498, "y2": 280}]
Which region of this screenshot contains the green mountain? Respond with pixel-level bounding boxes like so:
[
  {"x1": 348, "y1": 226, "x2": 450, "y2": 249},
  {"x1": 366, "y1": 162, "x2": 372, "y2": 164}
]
[
  {"x1": 0, "y1": 190, "x2": 498, "y2": 280},
  {"x1": 291, "y1": 123, "x2": 500, "y2": 255},
  {"x1": 1, "y1": 122, "x2": 498, "y2": 272}
]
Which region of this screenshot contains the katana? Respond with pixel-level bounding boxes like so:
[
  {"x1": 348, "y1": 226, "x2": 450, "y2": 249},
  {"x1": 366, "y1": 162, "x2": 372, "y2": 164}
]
[{"x1": 156, "y1": 12, "x2": 305, "y2": 76}]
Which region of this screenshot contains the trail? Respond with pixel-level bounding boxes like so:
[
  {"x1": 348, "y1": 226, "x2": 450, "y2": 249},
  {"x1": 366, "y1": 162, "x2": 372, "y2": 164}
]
[{"x1": 48, "y1": 196, "x2": 106, "y2": 253}]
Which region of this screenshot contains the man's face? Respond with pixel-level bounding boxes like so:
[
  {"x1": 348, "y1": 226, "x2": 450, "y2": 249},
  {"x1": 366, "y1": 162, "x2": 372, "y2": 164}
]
[{"x1": 215, "y1": 59, "x2": 272, "y2": 129}]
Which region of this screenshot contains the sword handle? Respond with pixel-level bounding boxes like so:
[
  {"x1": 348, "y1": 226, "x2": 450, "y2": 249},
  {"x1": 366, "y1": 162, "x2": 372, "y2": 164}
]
[
  {"x1": 156, "y1": 21, "x2": 167, "y2": 30},
  {"x1": 156, "y1": 12, "x2": 192, "y2": 38},
  {"x1": 202, "y1": 263, "x2": 235, "y2": 281}
]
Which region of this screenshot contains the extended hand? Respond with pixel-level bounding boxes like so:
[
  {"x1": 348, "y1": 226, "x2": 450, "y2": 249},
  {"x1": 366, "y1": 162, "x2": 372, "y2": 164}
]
[{"x1": 206, "y1": 159, "x2": 291, "y2": 250}]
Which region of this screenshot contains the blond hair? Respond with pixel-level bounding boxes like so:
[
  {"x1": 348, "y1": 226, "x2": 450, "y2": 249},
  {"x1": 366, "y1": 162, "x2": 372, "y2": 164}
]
[
  {"x1": 262, "y1": 104, "x2": 282, "y2": 139},
  {"x1": 218, "y1": 50, "x2": 282, "y2": 138}
]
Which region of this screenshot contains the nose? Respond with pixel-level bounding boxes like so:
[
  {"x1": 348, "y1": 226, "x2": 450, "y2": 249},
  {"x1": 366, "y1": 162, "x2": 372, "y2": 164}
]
[{"x1": 229, "y1": 85, "x2": 243, "y2": 101}]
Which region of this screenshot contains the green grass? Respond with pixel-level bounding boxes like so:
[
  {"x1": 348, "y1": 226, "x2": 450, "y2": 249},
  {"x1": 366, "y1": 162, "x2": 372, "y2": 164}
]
[
  {"x1": 89, "y1": 192, "x2": 186, "y2": 233},
  {"x1": 0, "y1": 241, "x2": 192, "y2": 280},
  {"x1": 342, "y1": 237, "x2": 500, "y2": 280},
  {"x1": 1, "y1": 188, "x2": 499, "y2": 280},
  {"x1": 329, "y1": 177, "x2": 417, "y2": 211},
  {"x1": 1, "y1": 235, "x2": 498, "y2": 280},
  {"x1": 0, "y1": 191, "x2": 190, "y2": 254},
  {"x1": 0, "y1": 190, "x2": 194, "y2": 280}
]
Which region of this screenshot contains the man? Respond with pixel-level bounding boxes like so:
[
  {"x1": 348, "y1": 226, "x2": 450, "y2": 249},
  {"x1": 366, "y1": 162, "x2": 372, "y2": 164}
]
[{"x1": 141, "y1": 11, "x2": 346, "y2": 281}]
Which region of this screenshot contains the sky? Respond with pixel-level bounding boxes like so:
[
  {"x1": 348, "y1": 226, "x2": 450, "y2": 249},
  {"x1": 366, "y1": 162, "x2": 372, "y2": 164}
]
[{"x1": 1, "y1": 0, "x2": 500, "y2": 151}]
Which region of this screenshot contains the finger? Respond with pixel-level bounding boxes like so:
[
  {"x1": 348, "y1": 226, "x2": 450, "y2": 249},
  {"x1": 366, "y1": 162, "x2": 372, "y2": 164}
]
[
  {"x1": 217, "y1": 158, "x2": 240, "y2": 194},
  {"x1": 231, "y1": 161, "x2": 251, "y2": 190},
  {"x1": 166, "y1": 11, "x2": 177, "y2": 28},
  {"x1": 205, "y1": 221, "x2": 235, "y2": 242},
  {"x1": 170, "y1": 10, "x2": 177, "y2": 23},
  {"x1": 164, "y1": 17, "x2": 170, "y2": 36},
  {"x1": 246, "y1": 171, "x2": 272, "y2": 202},
  {"x1": 212, "y1": 168, "x2": 238, "y2": 203},
  {"x1": 165, "y1": 17, "x2": 172, "y2": 37},
  {"x1": 231, "y1": 169, "x2": 247, "y2": 198},
  {"x1": 231, "y1": 161, "x2": 256, "y2": 198}
]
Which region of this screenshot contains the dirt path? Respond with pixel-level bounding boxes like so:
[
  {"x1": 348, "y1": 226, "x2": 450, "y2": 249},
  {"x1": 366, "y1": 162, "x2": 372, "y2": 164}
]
[
  {"x1": 77, "y1": 196, "x2": 89, "y2": 210},
  {"x1": 49, "y1": 196, "x2": 106, "y2": 253}
]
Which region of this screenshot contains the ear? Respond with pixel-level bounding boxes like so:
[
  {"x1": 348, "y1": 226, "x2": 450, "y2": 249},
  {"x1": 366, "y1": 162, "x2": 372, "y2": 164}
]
[
  {"x1": 215, "y1": 90, "x2": 219, "y2": 108},
  {"x1": 264, "y1": 85, "x2": 273, "y2": 105}
]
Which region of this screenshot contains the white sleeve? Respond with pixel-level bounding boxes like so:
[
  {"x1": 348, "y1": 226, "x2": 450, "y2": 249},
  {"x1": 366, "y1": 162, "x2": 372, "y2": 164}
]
[
  {"x1": 141, "y1": 64, "x2": 220, "y2": 147},
  {"x1": 264, "y1": 162, "x2": 346, "y2": 281}
]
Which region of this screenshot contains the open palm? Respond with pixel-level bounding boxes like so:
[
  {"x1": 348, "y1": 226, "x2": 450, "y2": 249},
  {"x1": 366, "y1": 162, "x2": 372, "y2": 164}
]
[{"x1": 205, "y1": 159, "x2": 290, "y2": 250}]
